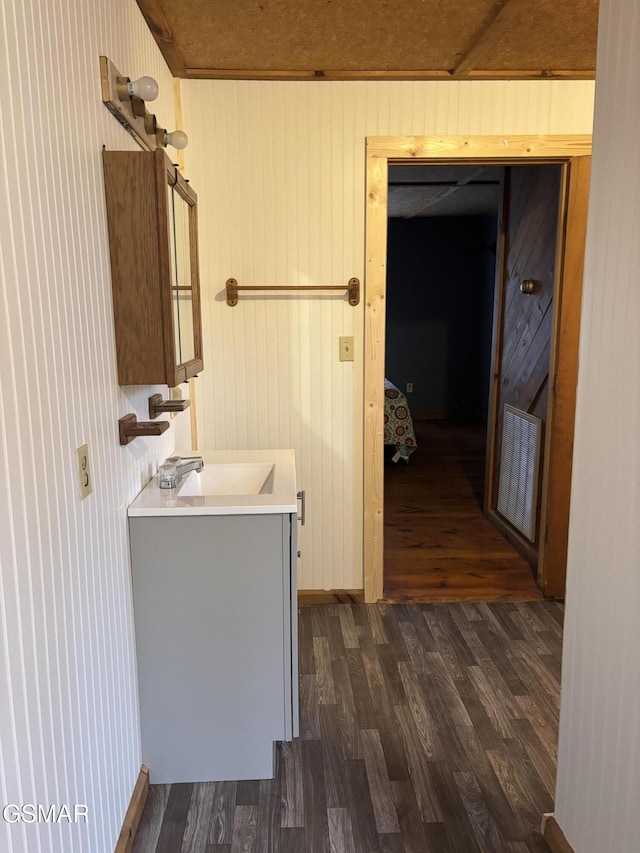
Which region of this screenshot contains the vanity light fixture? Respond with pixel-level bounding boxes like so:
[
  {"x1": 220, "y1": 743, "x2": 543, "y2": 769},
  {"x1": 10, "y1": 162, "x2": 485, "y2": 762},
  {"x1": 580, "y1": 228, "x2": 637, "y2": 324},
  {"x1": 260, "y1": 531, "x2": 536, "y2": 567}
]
[
  {"x1": 119, "y1": 75, "x2": 159, "y2": 102},
  {"x1": 162, "y1": 129, "x2": 189, "y2": 150},
  {"x1": 100, "y1": 56, "x2": 188, "y2": 152}
]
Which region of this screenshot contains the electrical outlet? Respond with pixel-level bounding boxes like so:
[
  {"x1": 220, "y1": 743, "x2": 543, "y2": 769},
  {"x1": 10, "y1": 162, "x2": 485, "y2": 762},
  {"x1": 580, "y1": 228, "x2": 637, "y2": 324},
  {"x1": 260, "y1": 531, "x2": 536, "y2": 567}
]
[
  {"x1": 339, "y1": 336, "x2": 354, "y2": 362},
  {"x1": 76, "y1": 444, "x2": 92, "y2": 500},
  {"x1": 406, "y1": 382, "x2": 414, "y2": 393}
]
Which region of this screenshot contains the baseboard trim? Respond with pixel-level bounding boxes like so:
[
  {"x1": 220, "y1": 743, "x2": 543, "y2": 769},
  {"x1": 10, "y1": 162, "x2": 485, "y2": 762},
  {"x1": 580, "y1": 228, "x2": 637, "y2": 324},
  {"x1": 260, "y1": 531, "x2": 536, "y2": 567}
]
[
  {"x1": 542, "y1": 813, "x2": 575, "y2": 853},
  {"x1": 114, "y1": 764, "x2": 149, "y2": 853},
  {"x1": 485, "y1": 506, "x2": 538, "y2": 568},
  {"x1": 298, "y1": 589, "x2": 364, "y2": 604}
]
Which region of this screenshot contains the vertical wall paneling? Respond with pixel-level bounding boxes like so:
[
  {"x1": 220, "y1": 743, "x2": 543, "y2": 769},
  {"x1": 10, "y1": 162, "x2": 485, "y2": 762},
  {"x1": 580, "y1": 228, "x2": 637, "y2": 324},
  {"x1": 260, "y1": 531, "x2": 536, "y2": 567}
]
[
  {"x1": 0, "y1": 1, "x2": 185, "y2": 851},
  {"x1": 181, "y1": 79, "x2": 595, "y2": 590},
  {"x1": 554, "y1": 0, "x2": 640, "y2": 850}
]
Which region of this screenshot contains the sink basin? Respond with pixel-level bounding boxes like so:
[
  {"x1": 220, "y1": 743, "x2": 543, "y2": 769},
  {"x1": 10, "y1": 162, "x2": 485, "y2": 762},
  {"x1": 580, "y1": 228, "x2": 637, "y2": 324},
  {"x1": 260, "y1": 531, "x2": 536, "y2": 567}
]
[
  {"x1": 128, "y1": 449, "x2": 295, "y2": 517},
  {"x1": 177, "y1": 462, "x2": 274, "y2": 497}
]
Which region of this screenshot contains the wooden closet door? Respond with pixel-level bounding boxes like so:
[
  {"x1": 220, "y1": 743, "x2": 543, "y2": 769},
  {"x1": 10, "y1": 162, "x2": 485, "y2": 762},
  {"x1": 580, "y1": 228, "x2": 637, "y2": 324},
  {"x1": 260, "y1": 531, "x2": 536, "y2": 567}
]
[
  {"x1": 487, "y1": 164, "x2": 563, "y2": 564},
  {"x1": 486, "y1": 158, "x2": 591, "y2": 598}
]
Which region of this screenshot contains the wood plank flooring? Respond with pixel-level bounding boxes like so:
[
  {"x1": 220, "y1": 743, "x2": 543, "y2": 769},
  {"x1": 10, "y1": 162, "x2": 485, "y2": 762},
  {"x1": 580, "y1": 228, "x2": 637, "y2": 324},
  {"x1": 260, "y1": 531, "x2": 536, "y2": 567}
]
[
  {"x1": 133, "y1": 600, "x2": 561, "y2": 853},
  {"x1": 384, "y1": 421, "x2": 542, "y2": 602}
]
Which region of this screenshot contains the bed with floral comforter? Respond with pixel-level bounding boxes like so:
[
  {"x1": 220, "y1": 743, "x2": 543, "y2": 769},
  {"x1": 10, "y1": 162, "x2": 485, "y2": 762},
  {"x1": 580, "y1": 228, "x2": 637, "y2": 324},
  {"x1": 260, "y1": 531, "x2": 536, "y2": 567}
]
[{"x1": 384, "y1": 379, "x2": 418, "y2": 461}]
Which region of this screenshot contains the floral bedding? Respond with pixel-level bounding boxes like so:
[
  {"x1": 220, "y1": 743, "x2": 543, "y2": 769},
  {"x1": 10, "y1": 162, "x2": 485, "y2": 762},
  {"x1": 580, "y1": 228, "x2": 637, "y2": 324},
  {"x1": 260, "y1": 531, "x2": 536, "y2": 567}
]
[{"x1": 384, "y1": 379, "x2": 418, "y2": 461}]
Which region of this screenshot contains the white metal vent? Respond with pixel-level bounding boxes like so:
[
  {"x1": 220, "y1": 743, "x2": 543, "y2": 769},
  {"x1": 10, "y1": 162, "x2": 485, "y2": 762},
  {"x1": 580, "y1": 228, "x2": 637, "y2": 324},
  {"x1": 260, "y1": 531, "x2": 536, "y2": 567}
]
[{"x1": 497, "y1": 405, "x2": 542, "y2": 542}]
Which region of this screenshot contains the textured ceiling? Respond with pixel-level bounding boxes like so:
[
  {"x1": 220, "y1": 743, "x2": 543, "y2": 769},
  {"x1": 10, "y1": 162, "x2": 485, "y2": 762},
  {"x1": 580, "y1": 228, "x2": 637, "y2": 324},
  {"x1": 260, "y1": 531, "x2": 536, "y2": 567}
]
[
  {"x1": 389, "y1": 166, "x2": 503, "y2": 218},
  {"x1": 136, "y1": 0, "x2": 599, "y2": 80}
]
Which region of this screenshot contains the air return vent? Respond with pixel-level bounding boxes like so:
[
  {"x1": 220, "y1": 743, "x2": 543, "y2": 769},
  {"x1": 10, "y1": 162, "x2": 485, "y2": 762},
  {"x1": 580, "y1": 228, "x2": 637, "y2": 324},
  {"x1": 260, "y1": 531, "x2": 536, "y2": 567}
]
[{"x1": 497, "y1": 405, "x2": 542, "y2": 542}]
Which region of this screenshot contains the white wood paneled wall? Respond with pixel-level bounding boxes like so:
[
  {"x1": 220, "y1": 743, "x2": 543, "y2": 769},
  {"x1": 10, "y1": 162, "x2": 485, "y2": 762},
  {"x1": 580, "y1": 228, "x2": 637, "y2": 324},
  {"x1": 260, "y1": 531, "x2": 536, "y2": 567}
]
[
  {"x1": 181, "y1": 79, "x2": 595, "y2": 590},
  {"x1": 0, "y1": 1, "x2": 184, "y2": 851},
  {"x1": 555, "y1": 0, "x2": 640, "y2": 849}
]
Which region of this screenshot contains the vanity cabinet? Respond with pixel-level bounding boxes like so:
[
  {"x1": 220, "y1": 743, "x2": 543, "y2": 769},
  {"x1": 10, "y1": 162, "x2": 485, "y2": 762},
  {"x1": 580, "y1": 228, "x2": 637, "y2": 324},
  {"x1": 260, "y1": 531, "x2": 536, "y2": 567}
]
[
  {"x1": 102, "y1": 148, "x2": 203, "y2": 386},
  {"x1": 128, "y1": 509, "x2": 298, "y2": 784}
]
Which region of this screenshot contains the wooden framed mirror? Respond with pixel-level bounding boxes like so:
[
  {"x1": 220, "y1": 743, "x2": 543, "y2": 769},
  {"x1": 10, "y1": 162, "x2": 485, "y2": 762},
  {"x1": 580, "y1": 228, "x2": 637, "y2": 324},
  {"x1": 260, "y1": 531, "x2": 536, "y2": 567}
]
[{"x1": 103, "y1": 148, "x2": 203, "y2": 386}]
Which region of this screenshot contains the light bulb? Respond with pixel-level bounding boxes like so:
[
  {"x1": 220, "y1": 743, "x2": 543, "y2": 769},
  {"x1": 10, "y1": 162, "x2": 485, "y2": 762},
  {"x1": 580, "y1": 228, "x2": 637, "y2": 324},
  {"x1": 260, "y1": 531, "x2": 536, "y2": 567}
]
[
  {"x1": 127, "y1": 75, "x2": 159, "y2": 101},
  {"x1": 164, "y1": 129, "x2": 189, "y2": 150}
]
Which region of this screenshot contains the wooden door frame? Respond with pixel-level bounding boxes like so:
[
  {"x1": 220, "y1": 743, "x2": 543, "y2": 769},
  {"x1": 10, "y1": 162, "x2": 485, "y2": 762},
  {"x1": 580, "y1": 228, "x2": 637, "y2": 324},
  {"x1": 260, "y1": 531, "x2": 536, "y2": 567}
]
[{"x1": 364, "y1": 135, "x2": 592, "y2": 603}]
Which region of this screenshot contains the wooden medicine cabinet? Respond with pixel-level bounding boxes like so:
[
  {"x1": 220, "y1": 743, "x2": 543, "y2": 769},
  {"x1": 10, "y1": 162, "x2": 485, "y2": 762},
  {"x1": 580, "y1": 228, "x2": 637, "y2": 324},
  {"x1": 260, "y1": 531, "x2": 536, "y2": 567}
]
[{"x1": 103, "y1": 148, "x2": 203, "y2": 386}]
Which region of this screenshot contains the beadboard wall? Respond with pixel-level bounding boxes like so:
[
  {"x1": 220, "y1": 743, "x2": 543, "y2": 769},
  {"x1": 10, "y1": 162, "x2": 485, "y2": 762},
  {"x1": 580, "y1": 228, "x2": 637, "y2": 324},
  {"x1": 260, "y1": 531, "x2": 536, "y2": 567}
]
[
  {"x1": 181, "y1": 79, "x2": 595, "y2": 590},
  {"x1": 0, "y1": 1, "x2": 185, "y2": 851},
  {"x1": 554, "y1": 0, "x2": 640, "y2": 849}
]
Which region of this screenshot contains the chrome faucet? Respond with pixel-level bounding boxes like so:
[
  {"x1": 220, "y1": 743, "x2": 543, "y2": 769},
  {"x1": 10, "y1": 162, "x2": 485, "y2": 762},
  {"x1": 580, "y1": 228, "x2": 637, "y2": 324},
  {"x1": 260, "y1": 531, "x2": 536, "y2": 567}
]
[{"x1": 158, "y1": 455, "x2": 204, "y2": 489}]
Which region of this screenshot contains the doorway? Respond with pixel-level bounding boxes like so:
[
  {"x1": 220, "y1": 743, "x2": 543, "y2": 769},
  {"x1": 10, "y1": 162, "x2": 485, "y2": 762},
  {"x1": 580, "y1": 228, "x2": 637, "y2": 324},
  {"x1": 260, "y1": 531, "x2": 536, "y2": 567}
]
[
  {"x1": 382, "y1": 166, "x2": 541, "y2": 601},
  {"x1": 363, "y1": 135, "x2": 592, "y2": 603}
]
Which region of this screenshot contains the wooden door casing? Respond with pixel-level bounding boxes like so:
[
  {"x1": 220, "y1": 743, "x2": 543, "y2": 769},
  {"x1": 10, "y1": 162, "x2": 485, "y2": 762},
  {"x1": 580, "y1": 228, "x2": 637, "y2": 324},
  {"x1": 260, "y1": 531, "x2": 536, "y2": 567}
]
[
  {"x1": 364, "y1": 136, "x2": 592, "y2": 603},
  {"x1": 538, "y1": 156, "x2": 591, "y2": 597}
]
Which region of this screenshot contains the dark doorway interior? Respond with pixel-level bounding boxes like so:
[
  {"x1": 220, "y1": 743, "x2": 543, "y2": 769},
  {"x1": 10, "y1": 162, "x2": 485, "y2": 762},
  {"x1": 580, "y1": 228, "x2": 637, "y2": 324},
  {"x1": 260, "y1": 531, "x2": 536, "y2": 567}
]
[
  {"x1": 383, "y1": 167, "x2": 541, "y2": 601},
  {"x1": 385, "y1": 215, "x2": 497, "y2": 422}
]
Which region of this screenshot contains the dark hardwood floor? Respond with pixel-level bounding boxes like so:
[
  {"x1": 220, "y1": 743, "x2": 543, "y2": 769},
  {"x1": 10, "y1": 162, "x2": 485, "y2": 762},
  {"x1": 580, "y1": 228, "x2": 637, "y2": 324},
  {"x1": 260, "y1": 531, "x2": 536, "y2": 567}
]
[
  {"x1": 384, "y1": 420, "x2": 542, "y2": 602},
  {"x1": 133, "y1": 600, "x2": 561, "y2": 853}
]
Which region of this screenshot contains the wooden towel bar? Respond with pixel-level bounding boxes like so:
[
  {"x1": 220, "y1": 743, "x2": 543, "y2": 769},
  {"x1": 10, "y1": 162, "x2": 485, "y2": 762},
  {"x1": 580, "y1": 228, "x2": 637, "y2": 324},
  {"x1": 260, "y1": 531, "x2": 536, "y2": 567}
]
[{"x1": 226, "y1": 277, "x2": 360, "y2": 306}]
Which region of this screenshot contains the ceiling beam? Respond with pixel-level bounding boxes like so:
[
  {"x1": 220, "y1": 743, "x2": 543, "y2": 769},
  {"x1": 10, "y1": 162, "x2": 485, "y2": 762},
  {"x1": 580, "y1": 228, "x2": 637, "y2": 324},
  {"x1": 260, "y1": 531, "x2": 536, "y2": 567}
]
[
  {"x1": 183, "y1": 67, "x2": 595, "y2": 81},
  {"x1": 136, "y1": 0, "x2": 186, "y2": 76},
  {"x1": 463, "y1": 69, "x2": 594, "y2": 79},
  {"x1": 453, "y1": 0, "x2": 527, "y2": 77}
]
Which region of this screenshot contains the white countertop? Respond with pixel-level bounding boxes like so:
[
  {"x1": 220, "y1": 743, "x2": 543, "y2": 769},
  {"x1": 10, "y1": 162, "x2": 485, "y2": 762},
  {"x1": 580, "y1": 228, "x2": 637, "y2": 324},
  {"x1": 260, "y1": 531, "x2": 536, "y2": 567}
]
[{"x1": 128, "y1": 449, "x2": 297, "y2": 517}]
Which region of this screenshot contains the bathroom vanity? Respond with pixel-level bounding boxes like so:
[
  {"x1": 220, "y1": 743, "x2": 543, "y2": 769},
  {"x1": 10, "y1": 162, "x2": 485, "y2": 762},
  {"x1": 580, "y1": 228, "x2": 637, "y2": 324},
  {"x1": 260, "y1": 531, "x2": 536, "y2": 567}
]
[{"x1": 127, "y1": 449, "x2": 298, "y2": 784}]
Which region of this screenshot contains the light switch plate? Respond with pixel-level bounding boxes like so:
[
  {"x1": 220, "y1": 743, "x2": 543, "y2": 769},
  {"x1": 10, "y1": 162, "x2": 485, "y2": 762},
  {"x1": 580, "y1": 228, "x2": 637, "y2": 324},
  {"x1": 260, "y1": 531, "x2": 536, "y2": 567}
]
[
  {"x1": 76, "y1": 444, "x2": 92, "y2": 500},
  {"x1": 339, "y1": 336, "x2": 355, "y2": 362}
]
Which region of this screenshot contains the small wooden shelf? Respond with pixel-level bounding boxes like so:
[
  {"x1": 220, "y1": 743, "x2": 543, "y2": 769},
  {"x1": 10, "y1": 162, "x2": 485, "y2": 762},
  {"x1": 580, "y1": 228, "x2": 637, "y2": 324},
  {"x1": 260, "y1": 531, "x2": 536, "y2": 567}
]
[
  {"x1": 119, "y1": 414, "x2": 170, "y2": 446},
  {"x1": 148, "y1": 394, "x2": 191, "y2": 419}
]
